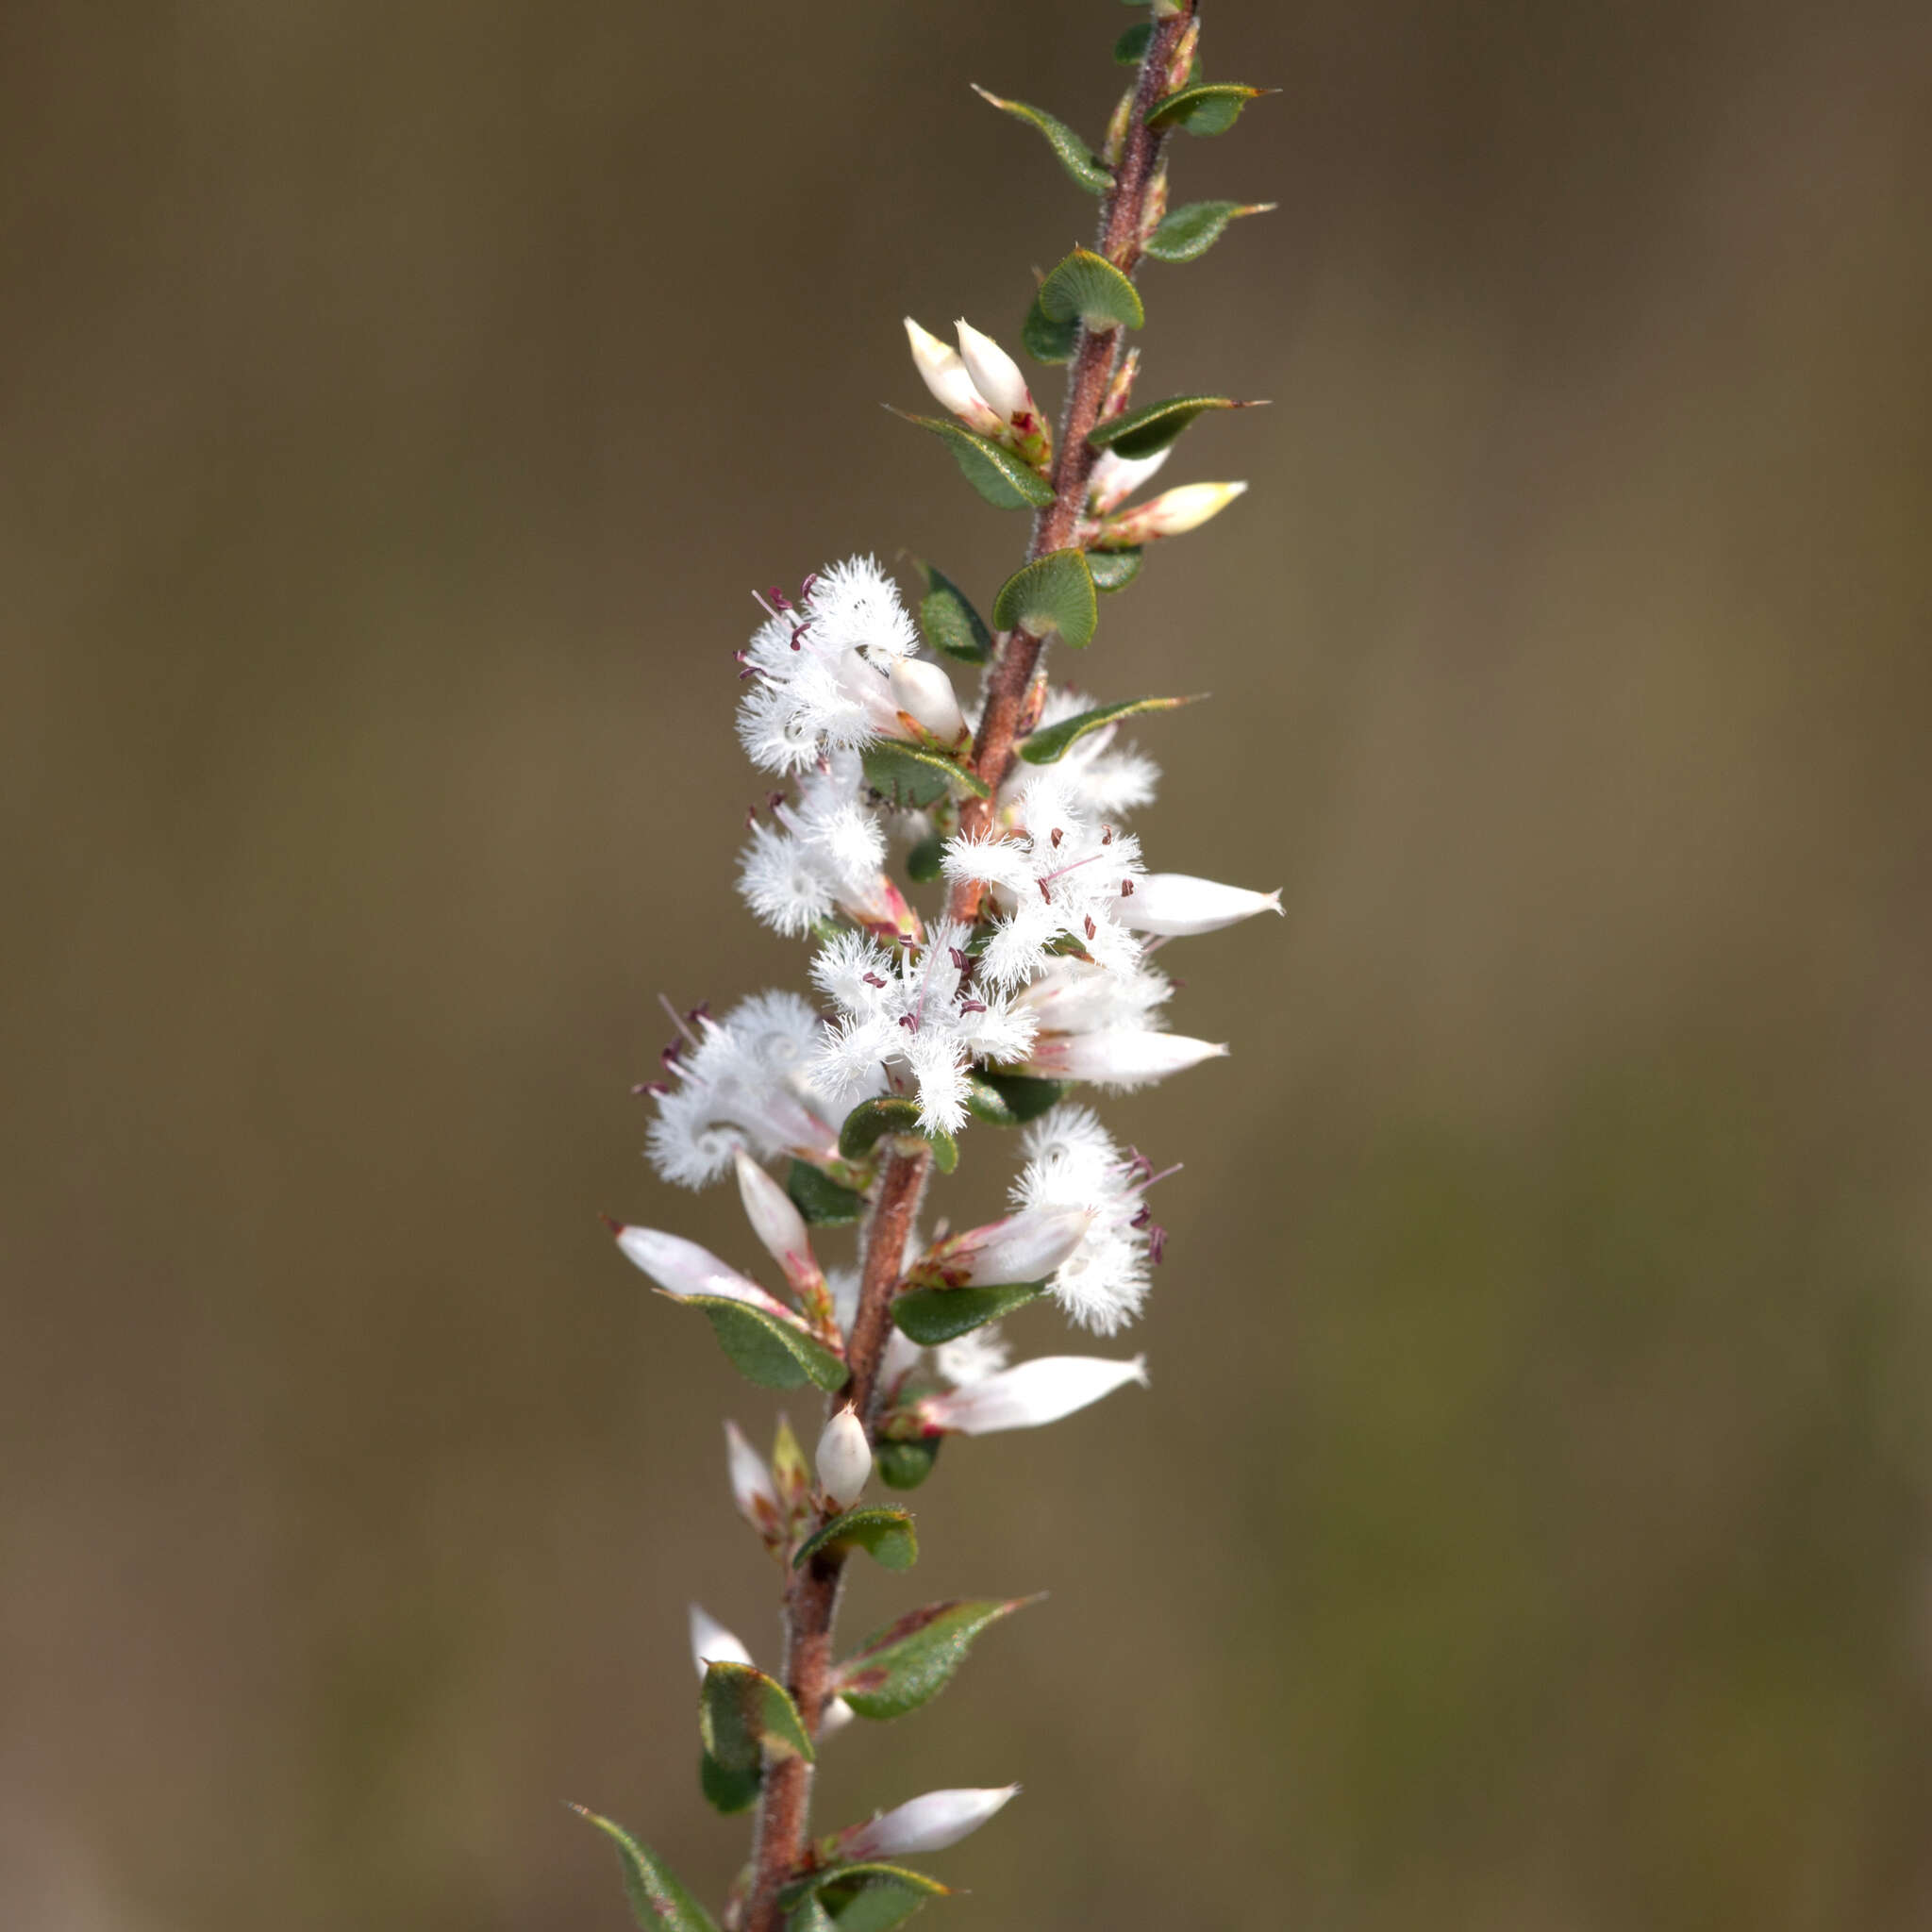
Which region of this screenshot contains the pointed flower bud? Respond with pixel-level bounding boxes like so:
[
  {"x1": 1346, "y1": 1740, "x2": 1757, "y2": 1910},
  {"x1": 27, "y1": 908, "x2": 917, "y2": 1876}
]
[
  {"x1": 921, "y1": 1355, "x2": 1149, "y2": 1435},
  {"x1": 841, "y1": 1785, "x2": 1021, "y2": 1860},
  {"x1": 689, "y1": 1603, "x2": 754, "y2": 1679},
  {"x1": 920, "y1": 1205, "x2": 1094, "y2": 1287},
  {"x1": 734, "y1": 1146, "x2": 812, "y2": 1275},
  {"x1": 724, "y1": 1419, "x2": 783, "y2": 1541},
  {"x1": 954, "y1": 320, "x2": 1032, "y2": 425},
  {"x1": 1100, "y1": 480, "x2": 1248, "y2": 546},
  {"x1": 1026, "y1": 1029, "x2": 1229, "y2": 1087},
  {"x1": 904, "y1": 317, "x2": 1005, "y2": 437},
  {"x1": 1116, "y1": 873, "x2": 1284, "y2": 938},
  {"x1": 1088, "y1": 443, "x2": 1172, "y2": 515},
  {"x1": 815, "y1": 1405, "x2": 872, "y2": 1508},
  {"x1": 889, "y1": 658, "x2": 968, "y2": 745},
  {"x1": 819, "y1": 1694, "x2": 857, "y2": 1740},
  {"x1": 614, "y1": 1224, "x2": 791, "y2": 1317}
]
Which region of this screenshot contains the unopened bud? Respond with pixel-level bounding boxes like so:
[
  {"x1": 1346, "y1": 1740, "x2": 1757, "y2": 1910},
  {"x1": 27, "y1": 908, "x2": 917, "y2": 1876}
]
[
  {"x1": 1116, "y1": 873, "x2": 1283, "y2": 938},
  {"x1": 1088, "y1": 444, "x2": 1173, "y2": 515},
  {"x1": 689, "y1": 1603, "x2": 754, "y2": 1679},
  {"x1": 889, "y1": 658, "x2": 968, "y2": 743},
  {"x1": 815, "y1": 1406, "x2": 872, "y2": 1508},
  {"x1": 724, "y1": 1419, "x2": 782, "y2": 1538},
  {"x1": 734, "y1": 1147, "x2": 812, "y2": 1276},
  {"x1": 954, "y1": 319, "x2": 1033, "y2": 425},
  {"x1": 922, "y1": 1356, "x2": 1149, "y2": 1435},
  {"x1": 841, "y1": 1785, "x2": 1021, "y2": 1859},
  {"x1": 1026, "y1": 1028, "x2": 1229, "y2": 1087},
  {"x1": 1101, "y1": 480, "x2": 1247, "y2": 546},
  {"x1": 904, "y1": 317, "x2": 1004, "y2": 436}
]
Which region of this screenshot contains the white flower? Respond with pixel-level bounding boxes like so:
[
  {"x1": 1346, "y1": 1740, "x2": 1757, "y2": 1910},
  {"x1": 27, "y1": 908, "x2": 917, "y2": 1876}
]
[
  {"x1": 840, "y1": 1785, "x2": 1021, "y2": 1860},
  {"x1": 613, "y1": 1225, "x2": 788, "y2": 1314},
  {"x1": 808, "y1": 923, "x2": 1036, "y2": 1137},
  {"x1": 1088, "y1": 442, "x2": 1172, "y2": 514},
  {"x1": 919, "y1": 1205, "x2": 1093, "y2": 1288},
  {"x1": 1011, "y1": 957, "x2": 1225, "y2": 1090},
  {"x1": 933, "y1": 1324, "x2": 1011, "y2": 1388},
  {"x1": 904, "y1": 318, "x2": 1006, "y2": 436},
  {"x1": 919, "y1": 1355, "x2": 1150, "y2": 1434},
  {"x1": 1118, "y1": 872, "x2": 1282, "y2": 938},
  {"x1": 815, "y1": 1406, "x2": 872, "y2": 1508},
  {"x1": 1027, "y1": 1026, "x2": 1228, "y2": 1086},
  {"x1": 723, "y1": 1420, "x2": 781, "y2": 1538},
  {"x1": 1008, "y1": 689, "x2": 1160, "y2": 821},
  {"x1": 690, "y1": 1603, "x2": 754, "y2": 1677},
  {"x1": 737, "y1": 750, "x2": 918, "y2": 940}
]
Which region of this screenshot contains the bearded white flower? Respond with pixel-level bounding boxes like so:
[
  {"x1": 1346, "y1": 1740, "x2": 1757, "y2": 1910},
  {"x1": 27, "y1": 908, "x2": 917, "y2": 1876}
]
[
  {"x1": 933, "y1": 1324, "x2": 1011, "y2": 1388},
  {"x1": 919, "y1": 1354, "x2": 1150, "y2": 1434},
  {"x1": 1010, "y1": 956, "x2": 1226, "y2": 1089},
  {"x1": 917, "y1": 1205, "x2": 1094, "y2": 1288},
  {"x1": 840, "y1": 1785, "x2": 1020, "y2": 1859},
  {"x1": 738, "y1": 749, "x2": 918, "y2": 940}
]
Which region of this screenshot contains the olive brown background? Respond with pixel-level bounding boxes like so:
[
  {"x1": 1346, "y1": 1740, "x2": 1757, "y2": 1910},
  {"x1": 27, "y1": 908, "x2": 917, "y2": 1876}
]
[{"x1": 6, "y1": 1, "x2": 1932, "y2": 1926}]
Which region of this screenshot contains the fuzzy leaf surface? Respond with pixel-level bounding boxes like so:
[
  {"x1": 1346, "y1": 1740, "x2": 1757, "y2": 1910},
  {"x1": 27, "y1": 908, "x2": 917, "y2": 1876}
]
[
  {"x1": 699, "y1": 1660, "x2": 815, "y2": 1773},
  {"x1": 971, "y1": 87, "x2": 1111, "y2": 192},
  {"x1": 1085, "y1": 395, "x2": 1248, "y2": 460},
  {"x1": 861, "y1": 741, "x2": 991, "y2": 810},
  {"x1": 906, "y1": 834, "x2": 945, "y2": 884},
  {"x1": 1087, "y1": 547, "x2": 1143, "y2": 593},
  {"x1": 1018, "y1": 693, "x2": 1199, "y2": 766},
  {"x1": 569, "y1": 1807, "x2": 721, "y2": 1932},
  {"x1": 991, "y1": 549, "x2": 1099, "y2": 649},
  {"x1": 1145, "y1": 82, "x2": 1265, "y2": 136},
  {"x1": 1037, "y1": 248, "x2": 1144, "y2": 332},
  {"x1": 787, "y1": 1160, "x2": 868, "y2": 1226},
  {"x1": 681, "y1": 1295, "x2": 846, "y2": 1393},
  {"x1": 892, "y1": 1281, "x2": 1045, "y2": 1346},
  {"x1": 1021, "y1": 289, "x2": 1080, "y2": 365},
  {"x1": 874, "y1": 1437, "x2": 941, "y2": 1491},
  {"x1": 793, "y1": 1507, "x2": 919, "y2": 1574},
  {"x1": 900, "y1": 413, "x2": 1056, "y2": 510},
  {"x1": 964, "y1": 1070, "x2": 1074, "y2": 1124},
  {"x1": 1144, "y1": 198, "x2": 1273, "y2": 263},
  {"x1": 698, "y1": 1750, "x2": 760, "y2": 1815},
  {"x1": 782, "y1": 1865, "x2": 948, "y2": 1932},
  {"x1": 835, "y1": 1597, "x2": 1032, "y2": 1720},
  {"x1": 786, "y1": 1901, "x2": 838, "y2": 1932},
  {"x1": 915, "y1": 563, "x2": 991, "y2": 665}
]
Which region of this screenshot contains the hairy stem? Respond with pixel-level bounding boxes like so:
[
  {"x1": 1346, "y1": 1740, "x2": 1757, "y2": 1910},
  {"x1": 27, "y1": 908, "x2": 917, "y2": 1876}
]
[{"x1": 741, "y1": 14, "x2": 1194, "y2": 1925}]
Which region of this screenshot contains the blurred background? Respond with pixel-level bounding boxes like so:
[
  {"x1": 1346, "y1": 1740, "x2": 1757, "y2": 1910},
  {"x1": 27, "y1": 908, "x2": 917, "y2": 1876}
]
[{"x1": 5, "y1": 0, "x2": 1931, "y2": 1925}]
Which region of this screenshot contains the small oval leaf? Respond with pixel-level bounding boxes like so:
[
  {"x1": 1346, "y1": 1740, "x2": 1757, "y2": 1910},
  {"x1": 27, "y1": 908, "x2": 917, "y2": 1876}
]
[
  {"x1": 914, "y1": 563, "x2": 991, "y2": 665},
  {"x1": 1037, "y1": 247, "x2": 1144, "y2": 332},
  {"x1": 861, "y1": 741, "x2": 991, "y2": 811},
  {"x1": 699, "y1": 1750, "x2": 760, "y2": 1815},
  {"x1": 838, "y1": 1095, "x2": 924, "y2": 1161},
  {"x1": 784, "y1": 1865, "x2": 949, "y2": 1932},
  {"x1": 1021, "y1": 288, "x2": 1080, "y2": 366},
  {"x1": 874, "y1": 1436, "x2": 942, "y2": 1491},
  {"x1": 906, "y1": 834, "x2": 945, "y2": 884},
  {"x1": 1085, "y1": 395, "x2": 1251, "y2": 460},
  {"x1": 1144, "y1": 198, "x2": 1275, "y2": 264},
  {"x1": 897, "y1": 412, "x2": 1056, "y2": 510},
  {"x1": 569, "y1": 1807, "x2": 722, "y2": 1932},
  {"x1": 700, "y1": 1659, "x2": 816, "y2": 1773},
  {"x1": 680, "y1": 1294, "x2": 847, "y2": 1392},
  {"x1": 991, "y1": 549, "x2": 1099, "y2": 649},
  {"x1": 970, "y1": 86, "x2": 1111, "y2": 192},
  {"x1": 793, "y1": 1507, "x2": 920, "y2": 1574},
  {"x1": 786, "y1": 1898, "x2": 838, "y2": 1932},
  {"x1": 1145, "y1": 82, "x2": 1267, "y2": 137},
  {"x1": 1087, "y1": 546, "x2": 1143, "y2": 593},
  {"x1": 963, "y1": 1070, "x2": 1075, "y2": 1124},
  {"x1": 1018, "y1": 693, "x2": 1200, "y2": 766},
  {"x1": 893, "y1": 1281, "x2": 1045, "y2": 1346},
  {"x1": 835, "y1": 1597, "x2": 1034, "y2": 1722},
  {"x1": 787, "y1": 1160, "x2": 869, "y2": 1227}
]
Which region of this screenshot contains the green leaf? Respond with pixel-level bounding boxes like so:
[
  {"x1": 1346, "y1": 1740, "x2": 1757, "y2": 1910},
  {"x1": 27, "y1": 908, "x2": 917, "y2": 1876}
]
[
  {"x1": 1038, "y1": 247, "x2": 1144, "y2": 332},
  {"x1": 991, "y1": 549, "x2": 1099, "y2": 649},
  {"x1": 785, "y1": 1866, "x2": 948, "y2": 1932},
  {"x1": 906, "y1": 834, "x2": 944, "y2": 884},
  {"x1": 1144, "y1": 198, "x2": 1275, "y2": 264},
  {"x1": 569, "y1": 1807, "x2": 721, "y2": 1932},
  {"x1": 892, "y1": 1281, "x2": 1045, "y2": 1346},
  {"x1": 1086, "y1": 394, "x2": 1250, "y2": 460},
  {"x1": 964, "y1": 1069, "x2": 1074, "y2": 1125},
  {"x1": 787, "y1": 1899, "x2": 838, "y2": 1932},
  {"x1": 898, "y1": 412, "x2": 1055, "y2": 511},
  {"x1": 787, "y1": 1160, "x2": 868, "y2": 1227},
  {"x1": 1145, "y1": 82, "x2": 1267, "y2": 137},
  {"x1": 835, "y1": 1597, "x2": 1033, "y2": 1721},
  {"x1": 699, "y1": 1750, "x2": 760, "y2": 1815},
  {"x1": 861, "y1": 741, "x2": 991, "y2": 811},
  {"x1": 680, "y1": 1294, "x2": 846, "y2": 1393},
  {"x1": 1021, "y1": 288, "x2": 1080, "y2": 366},
  {"x1": 793, "y1": 1507, "x2": 919, "y2": 1574},
  {"x1": 1087, "y1": 547, "x2": 1143, "y2": 593},
  {"x1": 1018, "y1": 692, "x2": 1200, "y2": 765},
  {"x1": 1113, "y1": 22, "x2": 1155, "y2": 61},
  {"x1": 875, "y1": 1436, "x2": 942, "y2": 1491},
  {"x1": 928, "y1": 1130, "x2": 959, "y2": 1174},
  {"x1": 699, "y1": 1659, "x2": 815, "y2": 1773},
  {"x1": 915, "y1": 563, "x2": 991, "y2": 665},
  {"x1": 839, "y1": 1096, "x2": 924, "y2": 1161},
  {"x1": 970, "y1": 86, "x2": 1111, "y2": 192}
]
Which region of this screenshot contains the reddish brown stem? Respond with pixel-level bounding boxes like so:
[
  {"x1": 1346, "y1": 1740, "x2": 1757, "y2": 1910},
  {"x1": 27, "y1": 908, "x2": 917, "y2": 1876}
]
[{"x1": 741, "y1": 13, "x2": 1194, "y2": 1927}]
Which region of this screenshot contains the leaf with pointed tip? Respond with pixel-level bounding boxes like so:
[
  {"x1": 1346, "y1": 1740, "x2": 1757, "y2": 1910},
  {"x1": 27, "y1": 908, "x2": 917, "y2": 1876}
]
[
  {"x1": 915, "y1": 563, "x2": 991, "y2": 665},
  {"x1": 1145, "y1": 82, "x2": 1267, "y2": 136},
  {"x1": 678, "y1": 1294, "x2": 847, "y2": 1393},
  {"x1": 1087, "y1": 547, "x2": 1143, "y2": 593},
  {"x1": 964, "y1": 1070, "x2": 1074, "y2": 1125},
  {"x1": 1144, "y1": 198, "x2": 1275, "y2": 263},
  {"x1": 835, "y1": 1596, "x2": 1034, "y2": 1721},
  {"x1": 839, "y1": 1096, "x2": 924, "y2": 1161},
  {"x1": 699, "y1": 1750, "x2": 760, "y2": 1815},
  {"x1": 892, "y1": 1281, "x2": 1045, "y2": 1346},
  {"x1": 898, "y1": 412, "x2": 1056, "y2": 511},
  {"x1": 970, "y1": 87, "x2": 1110, "y2": 192},
  {"x1": 787, "y1": 1160, "x2": 868, "y2": 1227},
  {"x1": 861, "y1": 741, "x2": 991, "y2": 812},
  {"x1": 783, "y1": 1866, "x2": 949, "y2": 1932},
  {"x1": 700, "y1": 1660, "x2": 815, "y2": 1773},
  {"x1": 875, "y1": 1436, "x2": 941, "y2": 1491},
  {"x1": 570, "y1": 1807, "x2": 721, "y2": 1932},
  {"x1": 1038, "y1": 248, "x2": 1144, "y2": 332},
  {"x1": 1086, "y1": 395, "x2": 1251, "y2": 460},
  {"x1": 793, "y1": 1507, "x2": 919, "y2": 1574},
  {"x1": 1021, "y1": 288, "x2": 1080, "y2": 366},
  {"x1": 1018, "y1": 693, "x2": 1200, "y2": 766},
  {"x1": 1114, "y1": 21, "x2": 1155, "y2": 61},
  {"x1": 991, "y1": 549, "x2": 1099, "y2": 649}
]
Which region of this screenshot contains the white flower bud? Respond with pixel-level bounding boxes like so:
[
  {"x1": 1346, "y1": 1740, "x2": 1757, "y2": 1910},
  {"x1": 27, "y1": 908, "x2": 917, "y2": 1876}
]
[
  {"x1": 1088, "y1": 443, "x2": 1172, "y2": 515},
  {"x1": 1117, "y1": 873, "x2": 1283, "y2": 938},
  {"x1": 937, "y1": 1206, "x2": 1094, "y2": 1286},
  {"x1": 1102, "y1": 479, "x2": 1248, "y2": 545},
  {"x1": 954, "y1": 319, "x2": 1032, "y2": 425},
  {"x1": 614, "y1": 1224, "x2": 784, "y2": 1312},
  {"x1": 922, "y1": 1355, "x2": 1148, "y2": 1435},
  {"x1": 841, "y1": 1785, "x2": 1021, "y2": 1860},
  {"x1": 904, "y1": 317, "x2": 1005, "y2": 435},
  {"x1": 819, "y1": 1694, "x2": 857, "y2": 1740},
  {"x1": 689, "y1": 1603, "x2": 754, "y2": 1679},
  {"x1": 815, "y1": 1405, "x2": 872, "y2": 1508},
  {"x1": 888, "y1": 658, "x2": 967, "y2": 742},
  {"x1": 724, "y1": 1419, "x2": 781, "y2": 1535},
  {"x1": 1029, "y1": 1029, "x2": 1228, "y2": 1086},
  {"x1": 733, "y1": 1147, "x2": 813, "y2": 1277}
]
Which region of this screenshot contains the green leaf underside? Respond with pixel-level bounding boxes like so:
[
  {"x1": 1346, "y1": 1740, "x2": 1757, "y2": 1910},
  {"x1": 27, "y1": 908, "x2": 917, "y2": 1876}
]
[
  {"x1": 1113, "y1": 22, "x2": 1155, "y2": 62},
  {"x1": 874, "y1": 1436, "x2": 941, "y2": 1491},
  {"x1": 793, "y1": 1507, "x2": 919, "y2": 1574},
  {"x1": 964, "y1": 1069, "x2": 1074, "y2": 1124},
  {"x1": 906, "y1": 834, "x2": 944, "y2": 883},
  {"x1": 681, "y1": 1294, "x2": 846, "y2": 1393},
  {"x1": 1145, "y1": 199, "x2": 1270, "y2": 263},
  {"x1": 1087, "y1": 547, "x2": 1143, "y2": 593},
  {"x1": 916, "y1": 563, "x2": 991, "y2": 664},
  {"x1": 570, "y1": 1807, "x2": 721, "y2": 1932},
  {"x1": 902, "y1": 413, "x2": 1056, "y2": 510},
  {"x1": 1018, "y1": 693, "x2": 1199, "y2": 765},
  {"x1": 782, "y1": 1866, "x2": 948, "y2": 1932},
  {"x1": 700, "y1": 1659, "x2": 816, "y2": 1773},
  {"x1": 991, "y1": 549, "x2": 1099, "y2": 649},
  {"x1": 699, "y1": 1750, "x2": 760, "y2": 1815},
  {"x1": 836, "y1": 1598, "x2": 1032, "y2": 1721},
  {"x1": 1021, "y1": 290, "x2": 1080, "y2": 366},
  {"x1": 787, "y1": 1899, "x2": 838, "y2": 1932},
  {"x1": 1038, "y1": 248, "x2": 1144, "y2": 332},
  {"x1": 1145, "y1": 82, "x2": 1264, "y2": 136},
  {"x1": 787, "y1": 1160, "x2": 869, "y2": 1226},
  {"x1": 928, "y1": 1130, "x2": 959, "y2": 1174},
  {"x1": 1086, "y1": 394, "x2": 1245, "y2": 460},
  {"x1": 840, "y1": 1095, "x2": 924, "y2": 1160},
  {"x1": 972, "y1": 89, "x2": 1111, "y2": 192},
  {"x1": 861, "y1": 741, "x2": 991, "y2": 811},
  {"x1": 892, "y1": 1281, "x2": 1045, "y2": 1346}
]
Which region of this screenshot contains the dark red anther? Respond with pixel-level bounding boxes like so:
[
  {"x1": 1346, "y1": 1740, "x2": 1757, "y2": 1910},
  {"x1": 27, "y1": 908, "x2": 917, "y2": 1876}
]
[
  {"x1": 789, "y1": 619, "x2": 813, "y2": 652},
  {"x1": 1084, "y1": 916, "x2": 1097, "y2": 940},
  {"x1": 745, "y1": 803, "x2": 759, "y2": 828},
  {"x1": 959, "y1": 999, "x2": 987, "y2": 1014},
  {"x1": 1101, "y1": 825, "x2": 1115, "y2": 845},
  {"x1": 862, "y1": 972, "x2": 887, "y2": 989},
  {"x1": 800, "y1": 572, "x2": 821, "y2": 600},
  {"x1": 1050, "y1": 826, "x2": 1064, "y2": 848},
  {"x1": 660, "y1": 1041, "x2": 683, "y2": 1070},
  {"x1": 1148, "y1": 1224, "x2": 1168, "y2": 1264},
  {"x1": 767, "y1": 587, "x2": 794, "y2": 611},
  {"x1": 767, "y1": 791, "x2": 787, "y2": 812},
  {"x1": 632, "y1": 1080, "x2": 671, "y2": 1097},
  {"x1": 1121, "y1": 878, "x2": 1136, "y2": 896},
  {"x1": 1037, "y1": 880, "x2": 1053, "y2": 903},
  {"x1": 897, "y1": 1014, "x2": 918, "y2": 1032},
  {"x1": 948, "y1": 947, "x2": 968, "y2": 972},
  {"x1": 1130, "y1": 1205, "x2": 1152, "y2": 1228},
  {"x1": 687, "y1": 1002, "x2": 710, "y2": 1025}
]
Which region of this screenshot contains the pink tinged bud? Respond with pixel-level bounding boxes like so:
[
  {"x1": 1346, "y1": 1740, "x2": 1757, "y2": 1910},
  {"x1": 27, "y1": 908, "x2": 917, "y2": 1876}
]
[
  {"x1": 942, "y1": 1206, "x2": 1094, "y2": 1286},
  {"x1": 1031, "y1": 1029, "x2": 1228, "y2": 1085},
  {"x1": 923, "y1": 1356, "x2": 1149, "y2": 1435},
  {"x1": 615, "y1": 1225, "x2": 794, "y2": 1317},
  {"x1": 888, "y1": 658, "x2": 968, "y2": 743},
  {"x1": 724, "y1": 1419, "x2": 782, "y2": 1536},
  {"x1": 1116, "y1": 874, "x2": 1284, "y2": 938},
  {"x1": 904, "y1": 316, "x2": 1004, "y2": 436},
  {"x1": 733, "y1": 1147, "x2": 815, "y2": 1279},
  {"x1": 689, "y1": 1603, "x2": 754, "y2": 1679},
  {"x1": 954, "y1": 320, "x2": 1033, "y2": 425},
  {"x1": 1103, "y1": 480, "x2": 1248, "y2": 545},
  {"x1": 1089, "y1": 444, "x2": 1173, "y2": 514},
  {"x1": 841, "y1": 1785, "x2": 1021, "y2": 1860},
  {"x1": 815, "y1": 1406, "x2": 873, "y2": 1509}
]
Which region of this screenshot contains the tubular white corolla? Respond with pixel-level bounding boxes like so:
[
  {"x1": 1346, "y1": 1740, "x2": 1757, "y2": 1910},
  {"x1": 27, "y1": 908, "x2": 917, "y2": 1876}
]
[
  {"x1": 954, "y1": 321, "x2": 1032, "y2": 425},
  {"x1": 927, "y1": 1206, "x2": 1094, "y2": 1286},
  {"x1": 903, "y1": 318, "x2": 1005, "y2": 435},
  {"x1": 1024, "y1": 1029, "x2": 1228, "y2": 1087},
  {"x1": 689, "y1": 1604, "x2": 754, "y2": 1678},
  {"x1": 889, "y1": 658, "x2": 969, "y2": 742},
  {"x1": 614, "y1": 1226, "x2": 790, "y2": 1314},
  {"x1": 1118, "y1": 873, "x2": 1283, "y2": 938},
  {"x1": 815, "y1": 1406, "x2": 872, "y2": 1509},
  {"x1": 920, "y1": 1355, "x2": 1150, "y2": 1435},
  {"x1": 1101, "y1": 479, "x2": 1247, "y2": 545},
  {"x1": 841, "y1": 1785, "x2": 1021, "y2": 1860},
  {"x1": 724, "y1": 1420, "x2": 780, "y2": 1537}
]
